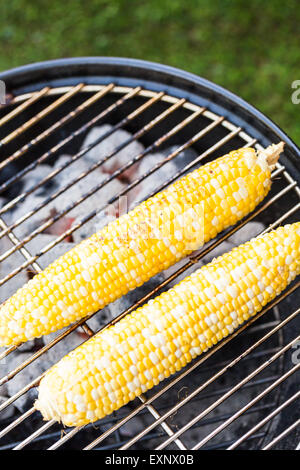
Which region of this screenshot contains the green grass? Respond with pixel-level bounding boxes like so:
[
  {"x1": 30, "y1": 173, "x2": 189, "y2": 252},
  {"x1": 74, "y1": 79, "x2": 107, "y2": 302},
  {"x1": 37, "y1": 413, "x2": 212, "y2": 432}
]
[{"x1": 1, "y1": 0, "x2": 299, "y2": 142}]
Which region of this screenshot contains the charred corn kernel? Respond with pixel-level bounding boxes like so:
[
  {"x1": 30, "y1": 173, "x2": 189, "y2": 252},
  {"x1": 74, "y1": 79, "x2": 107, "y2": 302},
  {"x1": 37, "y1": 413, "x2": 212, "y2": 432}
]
[
  {"x1": 35, "y1": 222, "x2": 300, "y2": 427},
  {"x1": 0, "y1": 143, "x2": 284, "y2": 347}
]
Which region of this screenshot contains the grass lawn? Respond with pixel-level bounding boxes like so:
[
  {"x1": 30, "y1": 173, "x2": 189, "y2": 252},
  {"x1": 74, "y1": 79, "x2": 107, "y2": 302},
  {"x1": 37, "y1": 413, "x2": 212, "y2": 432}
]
[{"x1": 0, "y1": 0, "x2": 299, "y2": 142}]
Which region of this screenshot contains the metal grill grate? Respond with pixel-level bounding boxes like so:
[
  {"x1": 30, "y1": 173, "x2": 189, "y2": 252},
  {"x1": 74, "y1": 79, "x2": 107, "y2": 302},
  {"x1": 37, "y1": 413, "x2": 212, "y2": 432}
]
[{"x1": 0, "y1": 82, "x2": 299, "y2": 450}]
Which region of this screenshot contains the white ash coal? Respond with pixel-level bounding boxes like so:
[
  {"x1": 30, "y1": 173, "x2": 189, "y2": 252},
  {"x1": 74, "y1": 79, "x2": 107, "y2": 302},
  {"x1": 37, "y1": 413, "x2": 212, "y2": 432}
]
[
  {"x1": 82, "y1": 124, "x2": 145, "y2": 179},
  {"x1": 0, "y1": 125, "x2": 265, "y2": 427}
]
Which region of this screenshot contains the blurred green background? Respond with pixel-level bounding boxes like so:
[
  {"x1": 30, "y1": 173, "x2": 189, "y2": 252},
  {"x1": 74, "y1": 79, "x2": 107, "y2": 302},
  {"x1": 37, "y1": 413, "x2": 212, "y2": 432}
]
[{"x1": 0, "y1": 0, "x2": 299, "y2": 142}]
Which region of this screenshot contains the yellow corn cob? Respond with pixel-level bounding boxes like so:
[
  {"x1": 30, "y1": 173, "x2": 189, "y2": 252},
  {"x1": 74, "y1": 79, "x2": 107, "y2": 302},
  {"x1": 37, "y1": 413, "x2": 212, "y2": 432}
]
[
  {"x1": 35, "y1": 222, "x2": 300, "y2": 427},
  {"x1": 0, "y1": 143, "x2": 284, "y2": 346}
]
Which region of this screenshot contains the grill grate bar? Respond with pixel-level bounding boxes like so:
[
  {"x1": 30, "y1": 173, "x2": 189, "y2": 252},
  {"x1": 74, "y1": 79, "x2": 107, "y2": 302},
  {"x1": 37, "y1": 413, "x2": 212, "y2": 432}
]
[
  {"x1": 137, "y1": 398, "x2": 187, "y2": 451},
  {"x1": 13, "y1": 419, "x2": 55, "y2": 450},
  {"x1": 0, "y1": 285, "x2": 293, "y2": 449},
  {"x1": 0, "y1": 88, "x2": 171, "y2": 198},
  {"x1": 0, "y1": 84, "x2": 141, "y2": 208},
  {"x1": 193, "y1": 345, "x2": 282, "y2": 375},
  {"x1": 0, "y1": 167, "x2": 295, "y2": 382},
  {"x1": 47, "y1": 423, "x2": 84, "y2": 450},
  {"x1": 143, "y1": 138, "x2": 256, "y2": 203},
  {"x1": 0, "y1": 216, "x2": 43, "y2": 277},
  {"x1": 192, "y1": 362, "x2": 300, "y2": 450},
  {"x1": 14, "y1": 401, "x2": 274, "y2": 450},
  {"x1": 0, "y1": 373, "x2": 42, "y2": 414},
  {"x1": 0, "y1": 87, "x2": 50, "y2": 128},
  {"x1": 203, "y1": 433, "x2": 266, "y2": 450},
  {"x1": 0, "y1": 211, "x2": 103, "y2": 365},
  {"x1": 189, "y1": 402, "x2": 276, "y2": 430},
  {"x1": 46, "y1": 375, "x2": 280, "y2": 450},
  {"x1": 0, "y1": 178, "x2": 296, "y2": 424},
  {"x1": 0, "y1": 344, "x2": 17, "y2": 362},
  {"x1": 0, "y1": 98, "x2": 196, "y2": 258},
  {"x1": 0, "y1": 132, "x2": 287, "y2": 287},
  {"x1": 0, "y1": 84, "x2": 298, "y2": 450},
  {"x1": 263, "y1": 419, "x2": 300, "y2": 450},
  {"x1": 0, "y1": 84, "x2": 117, "y2": 194},
  {"x1": 0, "y1": 407, "x2": 35, "y2": 440},
  {"x1": 228, "y1": 390, "x2": 300, "y2": 449},
  {"x1": 84, "y1": 297, "x2": 299, "y2": 450},
  {"x1": 170, "y1": 375, "x2": 281, "y2": 403},
  {"x1": 0, "y1": 310, "x2": 96, "y2": 387},
  {"x1": 0, "y1": 84, "x2": 84, "y2": 150}
]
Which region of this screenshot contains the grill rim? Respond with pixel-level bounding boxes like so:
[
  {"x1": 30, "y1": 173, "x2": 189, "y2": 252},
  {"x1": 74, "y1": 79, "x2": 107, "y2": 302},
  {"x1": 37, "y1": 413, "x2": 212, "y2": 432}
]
[{"x1": 0, "y1": 56, "x2": 299, "y2": 167}]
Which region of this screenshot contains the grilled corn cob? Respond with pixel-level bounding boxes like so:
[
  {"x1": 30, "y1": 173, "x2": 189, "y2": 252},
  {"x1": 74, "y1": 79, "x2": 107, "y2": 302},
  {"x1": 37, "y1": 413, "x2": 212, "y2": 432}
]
[
  {"x1": 35, "y1": 222, "x2": 300, "y2": 427},
  {"x1": 0, "y1": 143, "x2": 284, "y2": 347}
]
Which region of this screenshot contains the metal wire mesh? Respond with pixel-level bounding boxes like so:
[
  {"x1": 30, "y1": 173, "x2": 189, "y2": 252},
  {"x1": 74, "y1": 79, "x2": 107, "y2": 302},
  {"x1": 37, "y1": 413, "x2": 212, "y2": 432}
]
[{"x1": 0, "y1": 83, "x2": 299, "y2": 450}]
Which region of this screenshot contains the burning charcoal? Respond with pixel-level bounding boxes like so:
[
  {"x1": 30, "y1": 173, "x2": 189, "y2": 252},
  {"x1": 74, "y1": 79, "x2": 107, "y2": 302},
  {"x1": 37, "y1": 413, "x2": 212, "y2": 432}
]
[
  {"x1": 43, "y1": 177, "x2": 105, "y2": 223},
  {"x1": 228, "y1": 221, "x2": 265, "y2": 245},
  {"x1": 53, "y1": 155, "x2": 128, "y2": 221},
  {"x1": 22, "y1": 164, "x2": 56, "y2": 196},
  {"x1": 41, "y1": 328, "x2": 84, "y2": 364},
  {"x1": 43, "y1": 209, "x2": 75, "y2": 243},
  {"x1": 70, "y1": 177, "x2": 127, "y2": 243},
  {"x1": 71, "y1": 212, "x2": 111, "y2": 244},
  {"x1": 0, "y1": 348, "x2": 9, "y2": 397},
  {"x1": 53, "y1": 154, "x2": 89, "y2": 173},
  {"x1": 81, "y1": 125, "x2": 144, "y2": 180},
  {"x1": 0, "y1": 396, "x2": 15, "y2": 421},
  {"x1": 3, "y1": 328, "x2": 86, "y2": 412},
  {"x1": 162, "y1": 145, "x2": 199, "y2": 171}
]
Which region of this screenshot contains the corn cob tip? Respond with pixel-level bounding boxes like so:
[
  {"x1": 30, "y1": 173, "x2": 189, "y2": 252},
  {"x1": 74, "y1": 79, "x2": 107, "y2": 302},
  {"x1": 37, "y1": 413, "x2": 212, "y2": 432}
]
[{"x1": 258, "y1": 141, "x2": 285, "y2": 170}]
